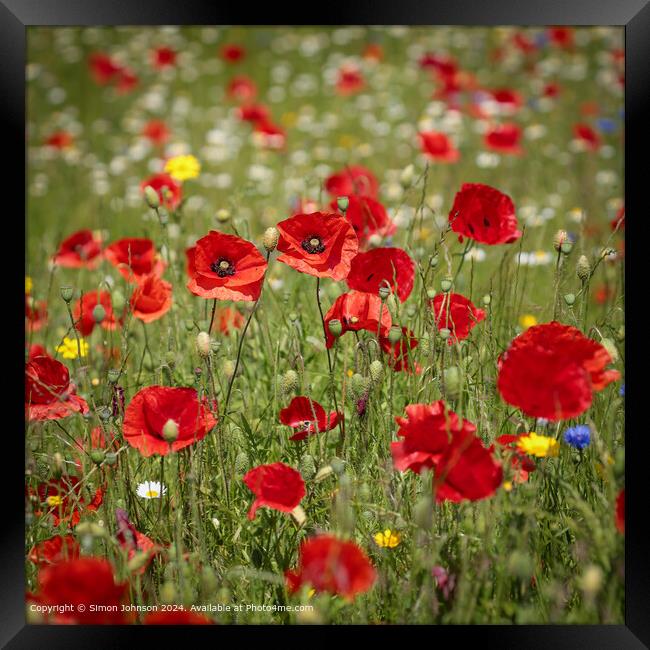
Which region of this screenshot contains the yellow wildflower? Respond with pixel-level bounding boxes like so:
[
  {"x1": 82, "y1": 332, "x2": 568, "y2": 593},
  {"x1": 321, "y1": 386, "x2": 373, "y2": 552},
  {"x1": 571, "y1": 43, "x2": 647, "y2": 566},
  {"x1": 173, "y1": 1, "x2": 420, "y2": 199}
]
[
  {"x1": 503, "y1": 481, "x2": 513, "y2": 492},
  {"x1": 517, "y1": 432, "x2": 559, "y2": 458},
  {"x1": 374, "y1": 528, "x2": 401, "y2": 549},
  {"x1": 56, "y1": 337, "x2": 89, "y2": 359},
  {"x1": 519, "y1": 314, "x2": 538, "y2": 330},
  {"x1": 46, "y1": 495, "x2": 63, "y2": 507},
  {"x1": 164, "y1": 154, "x2": 201, "y2": 182},
  {"x1": 25, "y1": 276, "x2": 33, "y2": 294}
]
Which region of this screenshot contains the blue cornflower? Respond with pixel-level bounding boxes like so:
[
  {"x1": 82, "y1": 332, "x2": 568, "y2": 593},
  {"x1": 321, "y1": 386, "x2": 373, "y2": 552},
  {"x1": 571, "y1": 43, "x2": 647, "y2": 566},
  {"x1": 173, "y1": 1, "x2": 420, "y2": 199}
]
[
  {"x1": 596, "y1": 118, "x2": 617, "y2": 134},
  {"x1": 563, "y1": 425, "x2": 591, "y2": 450},
  {"x1": 619, "y1": 384, "x2": 625, "y2": 397}
]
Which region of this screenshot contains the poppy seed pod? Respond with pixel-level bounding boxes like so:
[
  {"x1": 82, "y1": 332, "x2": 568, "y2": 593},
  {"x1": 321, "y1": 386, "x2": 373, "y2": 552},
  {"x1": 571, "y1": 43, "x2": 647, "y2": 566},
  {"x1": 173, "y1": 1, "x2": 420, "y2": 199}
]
[
  {"x1": 104, "y1": 452, "x2": 118, "y2": 466},
  {"x1": 92, "y1": 303, "x2": 106, "y2": 324},
  {"x1": 443, "y1": 366, "x2": 461, "y2": 400},
  {"x1": 60, "y1": 285, "x2": 74, "y2": 303},
  {"x1": 378, "y1": 285, "x2": 391, "y2": 300},
  {"x1": 482, "y1": 294, "x2": 491, "y2": 306},
  {"x1": 196, "y1": 331, "x2": 211, "y2": 358},
  {"x1": 439, "y1": 328, "x2": 451, "y2": 341},
  {"x1": 162, "y1": 418, "x2": 179, "y2": 443},
  {"x1": 336, "y1": 196, "x2": 349, "y2": 214},
  {"x1": 553, "y1": 229, "x2": 569, "y2": 252},
  {"x1": 576, "y1": 255, "x2": 591, "y2": 281},
  {"x1": 330, "y1": 457, "x2": 345, "y2": 475},
  {"x1": 89, "y1": 449, "x2": 105, "y2": 464},
  {"x1": 328, "y1": 318, "x2": 343, "y2": 337},
  {"x1": 440, "y1": 278, "x2": 453, "y2": 292},
  {"x1": 388, "y1": 325, "x2": 402, "y2": 344},
  {"x1": 564, "y1": 293, "x2": 576, "y2": 306},
  {"x1": 111, "y1": 289, "x2": 125, "y2": 312},
  {"x1": 144, "y1": 185, "x2": 160, "y2": 209},
  {"x1": 263, "y1": 226, "x2": 279, "y2": 252},
  {"x1": 369, "y1": 359, "x2": 384, "y2": 385},
  {"x1": 107, "y1": 369, "x2": 120, "y2": 383},
  {"x1": 429, "y1": 255, "x2": 439, "y2": 268},
  {"x1": 426, "y1": 288, "x2": 436, "y2": 300},
  {"x1": 215, "y1": 208, "x2": 230, "y2": 223}
]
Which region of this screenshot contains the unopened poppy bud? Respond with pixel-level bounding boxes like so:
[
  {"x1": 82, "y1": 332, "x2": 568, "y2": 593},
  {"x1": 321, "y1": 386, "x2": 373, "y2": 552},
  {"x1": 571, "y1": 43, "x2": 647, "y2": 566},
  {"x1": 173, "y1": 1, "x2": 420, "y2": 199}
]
[
  {"x1": 75, "y1": 521, "x2": 107, "y2": 538},
  {"x1": 328, "y1": 319, "x2": 342, "y2": 337},
  {"x1": 400, "y1": 163, "x2": 415, "y2": 187},
  {"x1": 299, "y1": 453, "x2": 316, "y2": 479},
  {"x1": 439, "y1": 328, "x2": 451, "y2": 341},
  {"x1": 144, "y1": 185, "x2": 160, "y2": 209},
  {"x1": 215, "y1": 208, "x2": 230, "y2": 223},
  {"x1": 443, "y1": 366, "x2": 461, "y2": 400},
  {"x1": 429, "y1": 255, "x2": 439, "y2": 268},
  {"x1": 127, "y1": 550, "x2": 152, "y2": 573},
  {"x1": 162, "y1": 418, "x2": 179, "y2": 443},
  {"x1": 184, "y1": 318, "x2": 195, "y2": 332},
  {"x1": 388, "y1": 325, "x2": 402, "y2": 344},
  {"x1": 196, "y1": 331, "x2": 211, "y2": 358},
  {"x1": 280, "y1": 369, "x2": 299, "y2": 395},
  {"x1": 104, "y1": 452, "x2": 118, "y2": 466},
  {"x1": 564, "y1": 293, "x2": 576, "y2": 306},
  {"x1": 336, "y1": 196, "x2": 349, "y2": 214},
  {"x1": 378, "y1": 285, "x2": 391, "y2": 300},
  {"x1": 92, "y1": 303, "x2": 106, "y2": 324},
  {"x1": 222, "y1": 359, "x2": 236, "y2": 379},
  {"x1": 112, "y1": 289, "x2": 125, "y2": 312},
  {"x1": 482, "y1": 294, "x2": 491, "y2": 306},
  {"x1": 576, "y1": 255, "x2": 591, "y2": 281},
  {"x1": 234, "y1": 451, "x2": 250, "y2": 476},
  {"x1": 440, "y1": 278, "x2": 453, "y2": 292},
  {"x1": 369, "y1": 359, "x2": 384, "y2": 385},
  {"x1": 262, "y1": 226, "x2": 279, "y2": 252},
  {"x1": 60, "y1": 285, "x2": 74, "y2": 303},
  {"x1": 90, "y1": 449, "x2": 105, "y2": 464},
  {"x1": 107, "y1": 369, "x2": 120, "y2": 383},
  {"x1": 553, "y1": 229, "x2": 569, "y2": 252}
]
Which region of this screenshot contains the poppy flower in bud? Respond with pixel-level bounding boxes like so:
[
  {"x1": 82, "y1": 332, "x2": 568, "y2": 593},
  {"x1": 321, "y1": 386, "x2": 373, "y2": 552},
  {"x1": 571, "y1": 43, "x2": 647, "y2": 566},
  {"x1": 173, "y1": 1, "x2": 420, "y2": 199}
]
[
  {"x1": 45, "y1": 131, "x2": 73, "y2": 149},
  {"x1": 497, "y1": 321, "x2": 620, "y2": 420},
  {"x1": 347, "y1": 247, "x2": 415, "y2": 302},
  {"x1": 243, "y1": 462, "x2": 305, "y2": 520},
  {"x1": 323, "y1": 290, "x2": 392, "y2": 348},
  {"x1": 123, "y1": 386, "x2": 217, "y2": 457},
  {"x1": 276, "y1": 212, "x2": 358, "y2": 281},
  {"x1": 142, "y1": 119, "x2": 170, "y2": 145},
  {"x1": 29, "y1": 558, "x2": 130, "y2": 624},
  {"x1": 380, "y1": 326, "x2": 420, "y2": 373},
  {"x1": 25, "y1": 356, "x2": 89, "y2": 421},
  {"x1": 227, "y1": 75, "x2": 257, "y2": 102},
  {"x1": 151, "y1": 46, "x2": 176, "y2": 68},
  {"x1": 186, "y1": 231, "x2": 268, "y2": 301},
  {"x1": 495, "y1": 434, "x2": 537, "y2": 483},
  {"x1": 105, "y1": 237, "x2": 166, "y2": 283},
  {"x1": 285, "y1": 534, "x2": 376, "y2": 600},
  {"x1": 140, "y1": 173, "x2": 182, "y2": 210},
  {"x1": 52, "y1": 229, "x2": 103, "y2": 268},
  {"x1": 143, "y1": 611, "x2": 214, "y2": 625},
  {"x1": 324, "y1": 165, "x2": 379, "y2": 199},
  {"x1": 573, "y1": 123, "x2": 601, "y2": 151},
  {"x1": 279, "y1": 396, "x2": 342, "y2": 441},
  {"x1": 391, "y1": 401, "x2": 503, "y2": 502},
  {"x1": 130, "y1": 274, "x2": 173, "y2": 324},
  {"x1": 221, "y1": 43, "x2": 246, "y2": 63},
  {"x1": 329, "y1": 195, "x2": 396, "y2": 249},
  {"x1": 72, "y1": 290, "x2": 120, "y2": 336},
  {"x1": 418, "y1": 131, "x2": 460, "y2": 162},
  {"x1": 28, "y1": 535, "x2": 80, "y2": 567},
  {"x1": 335, "y1": 66, "x2": 365, "y2": 95},
  {"x1": 32, "y1": 475, "x2": 104, "y2": 527},
  {"x1": 449, "y1": 183, "x2": 521, "y2": 245},
  {"x1": 430, "y1": 292, "x2": 486, "y2": 343},
  {"x1": 615, "y1": 489, "x2": 624, "y2": 534},
  {"x1": 484, "y1": 123, "x2": 523, "y2": 155}
]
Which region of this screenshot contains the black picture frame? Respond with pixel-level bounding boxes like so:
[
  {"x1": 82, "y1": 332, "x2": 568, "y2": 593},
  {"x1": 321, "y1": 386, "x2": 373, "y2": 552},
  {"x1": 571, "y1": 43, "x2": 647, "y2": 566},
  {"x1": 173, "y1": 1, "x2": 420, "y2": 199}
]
[{"x1": 6, "y1": 1, "x2": 649, "y2": 646}]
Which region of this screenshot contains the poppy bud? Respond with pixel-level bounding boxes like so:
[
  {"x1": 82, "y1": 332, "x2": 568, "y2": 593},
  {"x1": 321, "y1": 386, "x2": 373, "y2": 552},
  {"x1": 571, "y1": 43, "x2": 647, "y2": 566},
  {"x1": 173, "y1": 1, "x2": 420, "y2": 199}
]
[
  {"x1": 369, "y1": 359, "x2": 384, "y2": 385},
  {"x1": 336, "y1": 196, "x2": 349, "y2": 214},
  {"x1": 330, "y1": 457, "x2": 345, "y2": 475},
  {"x1": 564, "y1": 293, "x2": 576, "y2": 306},
  {"x1": 429, "y1": 255, "x2": 439, "y2": 268},
  {"x1": 288, "y1": 312, "x2": 299, "y2": 323},
  {"x1": 196, "y1": 331, "x2": 211, "y2": 358},
  {"x1": 158, "y1": 208, "x2": 169, "y2": 226},
  {"x1": 280, "y1": 369, "x2": 299, "y2": 395},
  {"x1": 439, "y1": 328, "x2": 451, "y2": 341},
  {"x1": 127, "y1": 551, "x2": 152, "y2": 574},
  {"x1": 400, "y1": 163, "x2": 415, "y2": 187},
  {"x1": 616, "y1": 325, "x2": 625, "y2": 342},
  {"x1": 162, "y1": 418, "x2": 179, "y2": 443},
  {"x1": 215, "y1": 208, "x2": 230, "y2": 223},
  {"x1": 388, "y1": 325, "x2": 402, "y2": 344},
  {"x1": 440, "y1": 277, "x2": 453, "y2": 292},
  {"x1": 576, "y1": 255, "x2": 591, "y2": 281},
  {"x1": 262, "y1": 226, "x2": 279, "y2": 252},
  {"x1": 60, "y1": 285, "x2": 74, "y2": 303},
  {"x1": 378, "y1": 285, "x2": 391, "y2": 301},
  {"x1": 482, "y1": 294, "x2": 491, "y2": 306},
  {"x1": 92, "y1": 304, "x2": 106, "y2": 324},
  {"x1": 299, "y1": 453, "x2": 316, "y2": 479},
  {"x1": 350, "y1": 373, "x2": 370, "y2": 400},
  {"x1": 234, "y1": 451, "x2": 250, "y2": 476},
  {"x1": 107, "y1": 369, "x2": 120, "y2": 383},
  {"x1": 105, "y1": 452, "x2": 118, "y2": 466},
  {"x1": 443, "y1": 366, "x2": 461, "y2": 400},
  {"x1": 328, "y1": 318, "x2": 342, "y2": 337},
  {"x1": 222, "y1": 359, "x2": 236, "y2": 379},
  {"x1": 90, "y1": 449, "x2": 105, "y2": 465},
  {"x1": 144, "y1": 185, "x2": 160, "y2": 209},
  {"x1": 75, "y1": 522, "x2": 108, "y2": 538}
]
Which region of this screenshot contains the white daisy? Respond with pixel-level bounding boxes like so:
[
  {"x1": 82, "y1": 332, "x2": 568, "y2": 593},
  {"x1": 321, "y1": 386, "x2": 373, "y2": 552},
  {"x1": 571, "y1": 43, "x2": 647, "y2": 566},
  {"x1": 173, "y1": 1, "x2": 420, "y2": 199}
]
[{"x1": 136, "y1": 481, "x2": 167, "y2": 499}]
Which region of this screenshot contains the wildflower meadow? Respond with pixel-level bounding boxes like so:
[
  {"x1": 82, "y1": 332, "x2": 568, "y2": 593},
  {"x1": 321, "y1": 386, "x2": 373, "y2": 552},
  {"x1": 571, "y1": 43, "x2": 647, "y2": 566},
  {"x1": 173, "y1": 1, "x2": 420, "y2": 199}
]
[{"x1": 25, "y1": 26, "x2": 625, "y2": 625}]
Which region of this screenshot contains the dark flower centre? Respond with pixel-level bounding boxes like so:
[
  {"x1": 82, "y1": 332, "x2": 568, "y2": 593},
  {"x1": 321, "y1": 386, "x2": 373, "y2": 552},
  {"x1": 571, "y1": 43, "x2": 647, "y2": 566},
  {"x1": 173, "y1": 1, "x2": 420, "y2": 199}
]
[
  {"x1": 301, "y1": 235, "x2": 326, "y2": 254},
  {"x1": 210, "y1": 258, "x2": 236, "y2": 277}
]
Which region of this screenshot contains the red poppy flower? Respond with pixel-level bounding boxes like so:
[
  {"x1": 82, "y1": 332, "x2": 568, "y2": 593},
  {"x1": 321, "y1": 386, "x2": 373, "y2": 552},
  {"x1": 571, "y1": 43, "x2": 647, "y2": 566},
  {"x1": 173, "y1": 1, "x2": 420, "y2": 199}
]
[
  {"x1": 449, "y1": 183, "x2": 521, "y2": 245},
  {"x1": 123, "y1": 386, "x2": 217, "y2": 457},
  {"x1": 324, "y1": 166, "x2": 379, "y2": 199},
  {"x1": 497, "y1": 321, "x2": 620, "y2": 420},
  {"x1": 227, "y1": 75, "x2": 257, "y2": 102},
  {"x1": 116, "y1": 508, "x2": 159, "y2": 574},
  {"x1": 130, "y1": 274, "x2": 173, "y2": 324},
  {"x1": 363, "y1": 43, "x2": 383, "y2": 62},
  {"x1": 72, "y1": 290, "x2": 120, "y2": 336},
  {"x1": 152, "y1": 46, "x2": 176, "y2": 68},
  {"x1": 380, "y1": 326, "x2": 420, "y2": 373},
  {"x1": 32, "y1": 475, "x2": 104, "y2": 527},
  {"x1": 252, "y1": 119, "x2": 286, "y2": 150},
  {"x1": 30, "y1": 557, "x2": 130, "y2": 624},
  {"x1": 243, "y1": 462, "x2": 305, "y2": 520},
  {"x1": 52, "y1": 229, "x2": 103, "y2": 268},
  {"x1": 329, "y1": 195, "x2": 396, "y2": 249},
  {"x1": 142, "y1": 119, "x2": 170, "y2": 145},
  {"x1": 513, "y1": 32, "x2": 537, "y2": 55},
  {"x1": 214, "y1": 306, "x2": 244, "y2": 335},
  {"x1": 430, "y1": 292, "x2": 486, "y2": 343},
  {"x1": 72, "y1": 426, "x2": 120, "y2": 473},
  {"x1": 27, "y1": 343, "x2": 48, "y2": 360},
  {"x1": 391, "y1": 401, "x2": 503, "y2": 502},
  {"x1": 542, "y1": 82, "x2": 561, "y2": 98},
  {"x1": 336, "y1": 66, "x2": 365, "y2": 95},
  {"x1": 144, "y1": 611, "x2": 214, "y2": 625},
  {"x1": 346, "y1": 247, "x2": 415, "y2": 302},
  {"x1": 44, "y1": 131, "x2": 73, "y2": 149},
  {"x1": 484, "y1": 123, "x2": 523, "y2": 155},
  {"x1": 104, "y1": 237, "x2": 165, "y2": 282},
  {"x1": 116, "y1": 67, "x2": 138, "y2": 94},
  {"x1": 491, "y1": 88, "x2": 523, "y2": 112},
  {"x1": 25, "y1": 356, "x2": 89, "y2": 422},
  {"x1": 279, "y1": 396, "x2": 341, "y2": 441},
  {"x1": 495, "y1": 434, "x2": 537, "y2": 483},
  {"x1": 88, "y1": 52, "x2": 122, "y2": 85},
  {"x1": 323, "y1": 290, "x2": 392, "y2": 348},
  {"x1": 25, "y1": 298, "x2": 47, "y2": 332},
  {"x1": 615, "y1": 489, "x2": 624, "y2": 534},
  {"x1": 221, "y1": 44, "x2": 246, "y2": 63},
  {"x1": 237, "y1": 103, "x2": 270, "y2": 124},
  {"x1": 140, "y1": 173, "x2": 182, "y2": 210},
  {"x1": 573, "y1": 123, "x2": 601, "y2": 151},
  {"x1": 549, "y1": 27, "x2": 574, "y2": 49},
  {"x1": 285, "y1": 534, "x2": 376, "y2": 600},
  {"x1": 276, "y1": 212, "x2": 358, "y2": 281},
  {"x1": 28, "y1": 535, "x2": 80, "y2": 566},
  {"x1": 419, "y1": 131, "x2": 460, "y2": 163},
  {"x1": 419, "y1": 53, "x2": 458, "y2": 77},
  {"x1": 611, "y1": 206, "x2": 625, "y2": 231},
  {"x1": 186, "y1": 231, "x2": 268, "y2": 301}
]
